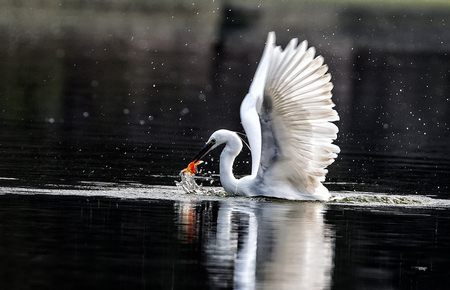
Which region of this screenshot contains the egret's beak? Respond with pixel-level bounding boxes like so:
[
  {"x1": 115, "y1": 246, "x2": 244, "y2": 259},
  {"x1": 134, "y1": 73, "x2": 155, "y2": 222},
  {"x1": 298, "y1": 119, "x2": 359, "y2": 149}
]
[
  {"x1": 192, "y1": 139, "x2": 216, "y2": 163},
  {"x1": 182, "y1": 139, "x2": 216, "y2": 175}
]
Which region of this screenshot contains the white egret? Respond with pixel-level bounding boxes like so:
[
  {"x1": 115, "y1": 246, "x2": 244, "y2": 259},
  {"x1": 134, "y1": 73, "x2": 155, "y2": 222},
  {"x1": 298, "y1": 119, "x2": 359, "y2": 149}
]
[{"x1": 184, "y1": 32, "x2": 339, "y2": 200}]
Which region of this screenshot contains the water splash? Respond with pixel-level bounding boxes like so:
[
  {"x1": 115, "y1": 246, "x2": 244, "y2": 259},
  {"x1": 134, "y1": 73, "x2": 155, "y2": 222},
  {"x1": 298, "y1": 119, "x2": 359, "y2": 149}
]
[
  {"x1": 176, "y1": 171, "x2": 228, "y2": 197},
  {"x1": 176, "y1": 171, "x2": 201, "y2": 193}
]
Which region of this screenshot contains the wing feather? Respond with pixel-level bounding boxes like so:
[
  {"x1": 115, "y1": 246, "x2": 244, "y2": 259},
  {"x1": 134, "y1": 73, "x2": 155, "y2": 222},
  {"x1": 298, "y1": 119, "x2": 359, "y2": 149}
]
[{"x1": 256, "y1": 32, "x2": 340, "y2": 197}]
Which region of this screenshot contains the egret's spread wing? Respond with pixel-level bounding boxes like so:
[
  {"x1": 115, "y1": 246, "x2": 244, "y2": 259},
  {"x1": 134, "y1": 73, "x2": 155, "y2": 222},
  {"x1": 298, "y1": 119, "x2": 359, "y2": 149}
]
[
  {"x1": 240, "y1": 33, "x2": 275, "y2": 176},
  {"x1": 256, "y1": 32, "x2": 340, "y2": 194}
]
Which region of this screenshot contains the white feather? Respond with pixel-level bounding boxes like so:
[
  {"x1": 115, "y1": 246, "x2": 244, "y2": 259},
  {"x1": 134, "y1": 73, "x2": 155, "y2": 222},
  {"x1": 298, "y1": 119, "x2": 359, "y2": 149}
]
[{"x1": 242, "y1": 32, "x2": 340, "y2": 199}]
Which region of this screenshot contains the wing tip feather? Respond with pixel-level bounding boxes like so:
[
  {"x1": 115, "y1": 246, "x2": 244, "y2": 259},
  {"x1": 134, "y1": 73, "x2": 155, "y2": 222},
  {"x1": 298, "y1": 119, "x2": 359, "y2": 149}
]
[{"x1": 254, "y1": 33, "x2": 341, "y2": 195}]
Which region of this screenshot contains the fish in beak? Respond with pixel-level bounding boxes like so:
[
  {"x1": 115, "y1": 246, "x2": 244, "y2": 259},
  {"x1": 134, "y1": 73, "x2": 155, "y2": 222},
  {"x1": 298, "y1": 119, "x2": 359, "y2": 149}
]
[{"x1": 182, "y1": 139, "x2": 216, "y2": 175}]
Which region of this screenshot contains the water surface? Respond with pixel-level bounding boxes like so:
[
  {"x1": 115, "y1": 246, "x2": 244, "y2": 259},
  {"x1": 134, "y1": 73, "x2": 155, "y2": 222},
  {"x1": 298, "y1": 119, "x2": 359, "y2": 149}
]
[
  {"x1": 1, "y1": 187, "x2": 449, "y2": 290},
  {"x1": 1, "y1": 2, "x2": 450, "y2": 289}
]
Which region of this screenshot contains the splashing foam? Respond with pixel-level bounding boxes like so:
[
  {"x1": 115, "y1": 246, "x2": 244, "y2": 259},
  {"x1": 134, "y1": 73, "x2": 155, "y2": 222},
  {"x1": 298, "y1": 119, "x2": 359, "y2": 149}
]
[
  {"x1": 176, "y1": 171, "x2": 202, "y2": 193},
  {"x1": 176, "y1": 171, "x2": 228, "y2": 197}
]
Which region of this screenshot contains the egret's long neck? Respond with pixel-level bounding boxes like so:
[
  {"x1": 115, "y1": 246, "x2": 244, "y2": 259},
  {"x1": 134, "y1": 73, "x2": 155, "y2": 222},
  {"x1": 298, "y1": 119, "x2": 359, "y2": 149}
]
[
  {"x1": 240, "y1": 94, "x2": 261, "y2": 177},
  {"x1": 219, "y1": 133, "x2": 243, "y2": 194}
]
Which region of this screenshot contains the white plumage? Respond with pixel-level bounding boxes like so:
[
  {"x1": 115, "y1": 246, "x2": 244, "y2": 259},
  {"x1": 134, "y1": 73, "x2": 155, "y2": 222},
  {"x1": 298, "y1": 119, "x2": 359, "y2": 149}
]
[{"x1": 187, "y1": 32, "x2": 339, "y2": 200}]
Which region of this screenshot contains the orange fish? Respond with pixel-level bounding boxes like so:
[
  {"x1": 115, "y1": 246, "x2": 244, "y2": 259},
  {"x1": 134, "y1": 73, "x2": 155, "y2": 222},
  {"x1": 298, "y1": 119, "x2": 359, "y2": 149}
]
[{"x1": 182, "y1": 160, "x2": 203, "y2": 175}]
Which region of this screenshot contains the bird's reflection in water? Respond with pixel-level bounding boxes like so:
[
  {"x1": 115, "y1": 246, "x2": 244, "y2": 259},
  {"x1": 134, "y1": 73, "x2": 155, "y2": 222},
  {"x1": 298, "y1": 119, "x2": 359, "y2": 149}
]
[{"x1": 176, "y1": 200, "x2": 334, "y2": 290}]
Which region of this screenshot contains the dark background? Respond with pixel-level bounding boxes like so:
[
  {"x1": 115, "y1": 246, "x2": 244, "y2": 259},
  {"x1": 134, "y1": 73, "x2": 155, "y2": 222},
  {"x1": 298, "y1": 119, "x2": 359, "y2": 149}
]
[
  {"x1": 0, "y1": 0, "x2": 449, "y2": 196},
  {"x1": 1, "y1": 2, "x2": 450, "y2": 289}
]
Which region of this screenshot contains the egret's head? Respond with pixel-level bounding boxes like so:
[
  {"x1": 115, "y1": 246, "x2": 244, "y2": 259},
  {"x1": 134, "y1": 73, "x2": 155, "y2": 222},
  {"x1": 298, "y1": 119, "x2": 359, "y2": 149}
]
[
  {"x1": 207, "y1": 129, "x2": 233, "y2": 147},
  {"x1": 182, "y1": 129, "x2": 234, "y2": 175}
]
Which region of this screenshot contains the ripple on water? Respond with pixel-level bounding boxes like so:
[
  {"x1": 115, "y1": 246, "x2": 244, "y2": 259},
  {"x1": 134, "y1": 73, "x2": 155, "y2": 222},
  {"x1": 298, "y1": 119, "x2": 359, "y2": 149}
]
[
  {"x1": 328, "y1": 192, "x2": 450, "y2": 208},
  {"x1": 0, "y1": 179, "x2": 449, "y2": 208}
]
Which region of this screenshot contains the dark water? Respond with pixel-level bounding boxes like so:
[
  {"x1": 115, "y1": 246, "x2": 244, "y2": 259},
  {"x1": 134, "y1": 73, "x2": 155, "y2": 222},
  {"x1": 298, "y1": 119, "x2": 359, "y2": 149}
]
[
  {"x1": 0, "y1": 194, "x2": 449, "y2": 290},
  {"x1": 1, "y1": 1, "x2": 450, "y2": 289}
]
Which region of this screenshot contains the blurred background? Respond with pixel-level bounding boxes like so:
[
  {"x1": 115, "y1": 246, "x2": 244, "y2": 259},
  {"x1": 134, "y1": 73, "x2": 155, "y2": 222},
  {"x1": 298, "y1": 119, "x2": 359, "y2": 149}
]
[{"x1": 0, "y1": 0, "x2": 449, "y2": 196}]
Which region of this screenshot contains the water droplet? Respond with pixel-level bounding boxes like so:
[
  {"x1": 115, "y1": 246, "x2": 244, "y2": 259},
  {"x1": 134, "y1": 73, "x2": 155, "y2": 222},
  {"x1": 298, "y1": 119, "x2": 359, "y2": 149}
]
[{"x1": 180, "y1": 107, "x2": 190, "y2": 116}]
